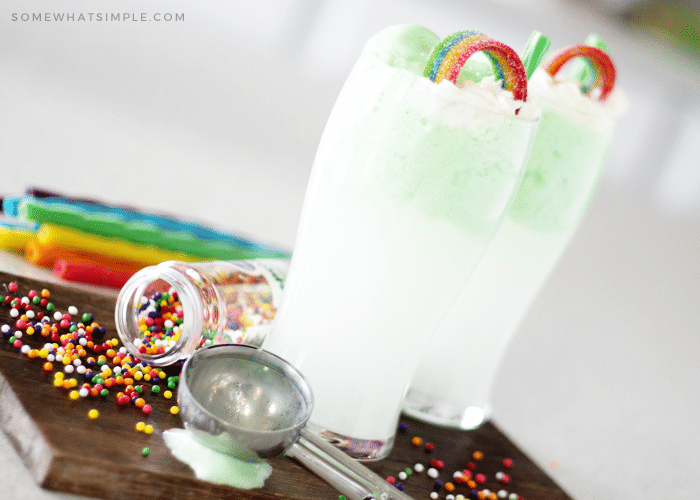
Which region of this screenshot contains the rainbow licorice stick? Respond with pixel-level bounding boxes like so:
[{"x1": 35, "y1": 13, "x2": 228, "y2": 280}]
[
  {"x1": 423, "y1": 31, "x2": 529, "y2": 102},
  {"x1": 542, "y1": 44, "x2": 616, "y2": 101}
]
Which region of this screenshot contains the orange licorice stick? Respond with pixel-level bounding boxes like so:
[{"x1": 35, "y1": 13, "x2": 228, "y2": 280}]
[{"x1": 24, "y1": 239, "x2": 146, "y2": 272}]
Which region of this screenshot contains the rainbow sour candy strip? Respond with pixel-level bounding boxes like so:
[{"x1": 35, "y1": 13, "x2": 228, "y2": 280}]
[
  {"x1": 541, "y1": 44, "x2": 616, "y2": 101},
  {"x1": 423, "y1": 31, "x2": 528, "y2": 102},
  {"x1": 424, "y1": 30, "x2": 483, "y2": 82}
]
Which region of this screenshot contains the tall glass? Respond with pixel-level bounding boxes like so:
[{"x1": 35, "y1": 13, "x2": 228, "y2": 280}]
[
  {"x1": 262, "y1": 31, "x2": 539, "y2": 460},
  {"x1": 404, "y1": 69, "x2": 624, "y2": 429}
]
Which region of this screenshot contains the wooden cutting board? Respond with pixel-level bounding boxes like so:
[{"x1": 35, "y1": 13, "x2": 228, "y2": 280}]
[{"x1": 0, "y1": 270, "x2": 572, "y2": 500}]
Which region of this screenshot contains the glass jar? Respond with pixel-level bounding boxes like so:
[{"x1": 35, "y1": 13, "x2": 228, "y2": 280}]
[{"x1": 115, "y1": 259, "x2": 288, "y2": 366}]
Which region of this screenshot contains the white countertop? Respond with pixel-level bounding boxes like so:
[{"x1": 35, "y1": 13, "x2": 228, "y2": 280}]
[{"x1": 491, "y1": 185, "x2": 700, "y2": 499}]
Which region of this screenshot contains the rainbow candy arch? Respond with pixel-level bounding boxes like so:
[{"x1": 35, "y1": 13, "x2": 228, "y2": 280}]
[
  {"x1": 542, "y1": 44, "x2": 616, "y2": 101},
  {"x1": 423, "y1": 31, "x2": 529, "y2": 103}
]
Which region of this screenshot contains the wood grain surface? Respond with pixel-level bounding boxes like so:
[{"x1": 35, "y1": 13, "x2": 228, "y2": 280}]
[{"x1": 0, "y1": 271, "x2": 572, "y2": 500}]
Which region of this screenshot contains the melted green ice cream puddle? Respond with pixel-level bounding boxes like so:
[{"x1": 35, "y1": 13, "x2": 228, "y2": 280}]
[{"x1": 162, "y1": 428, "x2": 273, "y2": 489}]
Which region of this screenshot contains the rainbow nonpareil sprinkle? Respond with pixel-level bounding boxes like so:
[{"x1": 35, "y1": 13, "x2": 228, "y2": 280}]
[
  {"x1": 541, "y1": 44, "x2": 616, "y2": 100},
  {"x1": 393, "y1": 422, "x2": 525, "y2": 499},
  {"x1": 423, "y1": 31, "x2": 529, "y2": 103},
  {"x1": 2, "y1": 280, "x2": 181, "y2": 420}
]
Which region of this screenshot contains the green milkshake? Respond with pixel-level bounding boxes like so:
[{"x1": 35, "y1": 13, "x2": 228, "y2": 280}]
[
  {"x1": 405, "y1": 45, "x2": 628, "y2": 429},
  {"x1": 263, "y1": 25, "x2": 540, "y2": 458}
]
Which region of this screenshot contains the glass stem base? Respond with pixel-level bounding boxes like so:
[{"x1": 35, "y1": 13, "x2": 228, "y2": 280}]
[
  {"x1": 401, "y1": 389, "x2": 492, "y2": 430},
  {"x1": 305, "y1": 421, "x2": 395, "y2": 461}
]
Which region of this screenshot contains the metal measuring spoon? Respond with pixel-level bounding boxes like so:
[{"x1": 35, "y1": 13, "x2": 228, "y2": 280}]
[{"x1": 178, "y1": 344, "x2": 414, "y2": 500}]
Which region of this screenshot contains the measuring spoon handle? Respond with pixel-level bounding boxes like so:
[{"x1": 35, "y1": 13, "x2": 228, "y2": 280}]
[{"x1": 288, "y1": 427, "x2": 415, "y2": 500}]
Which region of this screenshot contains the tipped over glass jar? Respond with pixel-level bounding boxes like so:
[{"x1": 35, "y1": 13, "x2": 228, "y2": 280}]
[{"x1": 115, "y1": 259, "x2": 288, "y2": 366}]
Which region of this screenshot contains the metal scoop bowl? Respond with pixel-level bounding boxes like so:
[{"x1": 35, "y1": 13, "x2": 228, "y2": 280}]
[{"x1": 178, "y1": 344, "x2": 414, "y2": 500}]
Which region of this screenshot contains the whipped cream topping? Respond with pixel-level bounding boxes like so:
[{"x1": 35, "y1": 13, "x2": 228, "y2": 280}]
[
  {"x1": 410, "y1": 72, "x2": 540, "y2": 130},
  {"x1": 529, "y1": 67, "x2": 628, "y2": 118},
  {"x1": 448, "y1": 75, "x2": 540, "y2": 120},
  {"x1": 361, "y1": 24, "x2": 540, "y2": 124}
]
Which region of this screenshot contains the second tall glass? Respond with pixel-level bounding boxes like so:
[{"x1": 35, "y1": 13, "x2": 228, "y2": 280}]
[
  {"x1": 404, "y1": 47, "x2": 627, "y2": 429},
  {"x1": 262, "y1": 25, "x2": 539, "y2": 460}
]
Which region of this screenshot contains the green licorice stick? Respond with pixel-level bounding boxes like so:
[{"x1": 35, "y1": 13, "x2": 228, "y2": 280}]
[
  {"x1": 572, "y1": 33, "x2": 610, "y2": 84},
  {"x1": 521, "y1": 30, "x2": 551, "y2": 79}
]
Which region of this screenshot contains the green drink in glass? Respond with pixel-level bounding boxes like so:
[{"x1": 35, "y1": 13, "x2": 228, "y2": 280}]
[
  {"x1": 405, "y1": 43, "x2": 628, "y2": 429},
  {"x1": 263, "y1": 25, "x2": 540, "y2": 458}
]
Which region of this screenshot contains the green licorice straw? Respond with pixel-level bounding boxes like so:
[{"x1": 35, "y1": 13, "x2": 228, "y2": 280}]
[
  {"x1": 521, "y1": 30, "x2": 551, "y2": 79},
  {"x1": 571, "y1": 33, "x2": 610, "y2": 84}
]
